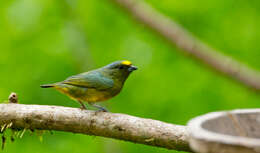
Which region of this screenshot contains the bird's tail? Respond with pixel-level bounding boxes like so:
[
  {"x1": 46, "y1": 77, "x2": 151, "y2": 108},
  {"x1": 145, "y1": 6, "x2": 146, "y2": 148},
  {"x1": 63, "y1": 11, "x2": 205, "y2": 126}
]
[{"x1": 40, "y1": 84, "x2": 56, "y2": 88}]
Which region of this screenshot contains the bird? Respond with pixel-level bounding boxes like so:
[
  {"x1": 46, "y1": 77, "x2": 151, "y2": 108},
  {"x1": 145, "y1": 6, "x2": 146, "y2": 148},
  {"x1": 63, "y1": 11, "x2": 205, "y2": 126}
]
[{"x1": 40, "y1": 60, "x2": 137, "y2": 112}]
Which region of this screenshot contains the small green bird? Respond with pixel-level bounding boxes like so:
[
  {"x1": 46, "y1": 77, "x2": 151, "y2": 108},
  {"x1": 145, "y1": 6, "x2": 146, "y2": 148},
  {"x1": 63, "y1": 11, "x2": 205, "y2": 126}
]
[{"x1": 41, "y1": 60, "x2": 137, "y2": 112}]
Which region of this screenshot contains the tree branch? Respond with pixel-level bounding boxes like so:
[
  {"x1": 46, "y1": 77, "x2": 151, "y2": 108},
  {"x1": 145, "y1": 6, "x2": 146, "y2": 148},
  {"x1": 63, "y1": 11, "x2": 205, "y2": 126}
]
[
  {"x1": 109, "y1": 0, "x2": 260, "y2": 90},
  {"x1": 0, "y1": 104, "x2": 191, "y2": 152}
]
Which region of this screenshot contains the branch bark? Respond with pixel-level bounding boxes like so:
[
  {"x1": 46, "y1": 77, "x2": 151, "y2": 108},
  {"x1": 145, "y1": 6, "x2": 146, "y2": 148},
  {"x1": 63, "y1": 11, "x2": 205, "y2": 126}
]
[
  {"x1": 0, "y1": 104, "x2": 191, "y2": 152},
  {"x1": 109, "y1": 0, "x2": 260, "y2": 90}
]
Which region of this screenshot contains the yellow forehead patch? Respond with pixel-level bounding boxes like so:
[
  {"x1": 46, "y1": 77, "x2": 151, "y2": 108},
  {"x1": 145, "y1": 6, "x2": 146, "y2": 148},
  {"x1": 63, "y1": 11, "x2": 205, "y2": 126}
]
[{"x1": 121, "y1": 60, "x2": 132, "y2": 66}]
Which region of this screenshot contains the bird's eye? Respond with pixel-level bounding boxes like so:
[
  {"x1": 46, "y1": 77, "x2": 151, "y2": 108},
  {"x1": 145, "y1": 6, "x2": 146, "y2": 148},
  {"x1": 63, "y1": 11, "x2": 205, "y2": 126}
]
[{"x1": 118, "y1": 65, "x2": 124, "y2": 69}]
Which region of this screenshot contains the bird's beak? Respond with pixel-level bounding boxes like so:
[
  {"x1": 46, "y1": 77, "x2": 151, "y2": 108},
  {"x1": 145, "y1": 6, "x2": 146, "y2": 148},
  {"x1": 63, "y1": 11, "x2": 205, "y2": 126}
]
[{"x1": 128, "y1": 65, "x2": 138, "y2": 72}]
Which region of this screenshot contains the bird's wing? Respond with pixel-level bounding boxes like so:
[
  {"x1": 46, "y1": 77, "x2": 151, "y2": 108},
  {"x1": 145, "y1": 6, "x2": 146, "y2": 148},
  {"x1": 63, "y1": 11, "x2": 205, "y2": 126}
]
[{"x1": 62, "y1": 71, "x2": 114, "y2": 90}]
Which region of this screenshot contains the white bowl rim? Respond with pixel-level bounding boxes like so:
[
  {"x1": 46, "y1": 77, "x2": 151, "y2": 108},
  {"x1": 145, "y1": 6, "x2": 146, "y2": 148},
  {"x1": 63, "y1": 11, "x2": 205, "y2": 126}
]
[{"x1": 188, "y1": 109, "x2": 260, "y2": 148}]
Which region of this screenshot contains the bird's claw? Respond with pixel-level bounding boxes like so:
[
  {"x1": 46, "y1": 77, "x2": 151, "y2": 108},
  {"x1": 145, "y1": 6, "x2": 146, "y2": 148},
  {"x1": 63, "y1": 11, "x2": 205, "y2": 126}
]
[
  {"x1": 80, "y1": 106, "x2": 87, "y2": 110},
  {"x1": 98, "y1": 108, "x2": 109, "y2": 112}
]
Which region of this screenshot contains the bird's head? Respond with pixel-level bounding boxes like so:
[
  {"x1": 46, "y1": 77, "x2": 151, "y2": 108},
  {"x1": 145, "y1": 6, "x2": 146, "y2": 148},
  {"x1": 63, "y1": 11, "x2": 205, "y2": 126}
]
[{"x1": 102, "y1": 60, "x2": 138, "y2": 81}]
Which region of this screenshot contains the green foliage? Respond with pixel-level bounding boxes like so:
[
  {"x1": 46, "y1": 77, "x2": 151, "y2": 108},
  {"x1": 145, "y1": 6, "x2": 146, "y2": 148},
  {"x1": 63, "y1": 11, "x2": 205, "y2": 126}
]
[{"x1": 1, "y1": 0, "x2": 260, "y2": 152}]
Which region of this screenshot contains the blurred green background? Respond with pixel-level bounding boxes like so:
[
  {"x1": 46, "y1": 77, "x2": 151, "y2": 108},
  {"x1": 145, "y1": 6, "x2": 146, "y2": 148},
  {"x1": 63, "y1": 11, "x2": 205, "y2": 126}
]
[{"x1": 1, "y1": 0, "x2": 260, "y2": 152}]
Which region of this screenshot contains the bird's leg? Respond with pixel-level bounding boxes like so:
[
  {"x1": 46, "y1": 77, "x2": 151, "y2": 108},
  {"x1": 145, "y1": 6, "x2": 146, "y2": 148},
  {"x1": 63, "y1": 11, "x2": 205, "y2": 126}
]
[
  {"x1": 78, "y1": 100, "x2": 87, "y2": 110},
  {"x1": 88, "y1": 103, "x2": 109, "y2": 112}
]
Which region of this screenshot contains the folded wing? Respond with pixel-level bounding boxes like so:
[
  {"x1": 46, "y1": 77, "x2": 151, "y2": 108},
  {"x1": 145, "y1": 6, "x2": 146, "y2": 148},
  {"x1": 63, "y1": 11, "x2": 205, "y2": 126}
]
[{"x1": 62, "y1": 71, "x2": 114, "y2": 90}]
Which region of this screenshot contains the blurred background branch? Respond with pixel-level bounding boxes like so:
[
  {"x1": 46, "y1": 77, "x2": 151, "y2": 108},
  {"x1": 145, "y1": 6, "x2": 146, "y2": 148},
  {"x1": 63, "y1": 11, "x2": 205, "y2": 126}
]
[
  {"x1": 109, "y1": 0, "x2": 260, "y2": 90},
  {"x1": 0, "y1": 104, "x2": 191, "y2": 152}
]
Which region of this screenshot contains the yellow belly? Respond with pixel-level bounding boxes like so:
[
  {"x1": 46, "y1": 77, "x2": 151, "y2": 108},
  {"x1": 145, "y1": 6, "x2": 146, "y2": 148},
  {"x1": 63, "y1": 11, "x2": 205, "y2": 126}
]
[{"x1": 54, "y1": 84, "x2": 120, "y2": 103}]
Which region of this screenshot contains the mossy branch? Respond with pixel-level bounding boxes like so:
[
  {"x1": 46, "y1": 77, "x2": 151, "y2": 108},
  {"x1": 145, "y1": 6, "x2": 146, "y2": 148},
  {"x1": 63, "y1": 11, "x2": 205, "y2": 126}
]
[{"x1": 0, "y1": 103, "x2": 191, "y2": 152}]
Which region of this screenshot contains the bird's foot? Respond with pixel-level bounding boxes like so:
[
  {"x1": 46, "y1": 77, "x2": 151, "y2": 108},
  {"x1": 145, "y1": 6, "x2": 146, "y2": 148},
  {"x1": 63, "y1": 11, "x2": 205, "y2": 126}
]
[
  {"x1": 88, "y1": 103, "x2": 109, "y2": 112},
  {"x1": 94, "y1": 109, "x2": 108, "y2": 115},
  {"x1": 78, "y1": 101, "x2": 87, "y2": 110},
  {"x1": 97, "y1": 108, "x2": 108, "y2": 112},
  {"x1": 80, "y1": 105, "x2": 87, "y2": 110}
]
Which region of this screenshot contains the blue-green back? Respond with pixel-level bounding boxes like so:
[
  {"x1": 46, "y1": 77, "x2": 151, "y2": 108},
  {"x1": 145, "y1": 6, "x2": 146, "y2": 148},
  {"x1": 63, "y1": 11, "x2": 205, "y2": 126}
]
[{"x1": 62, "y1": 70, "x2": 114, "y2": 90}]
